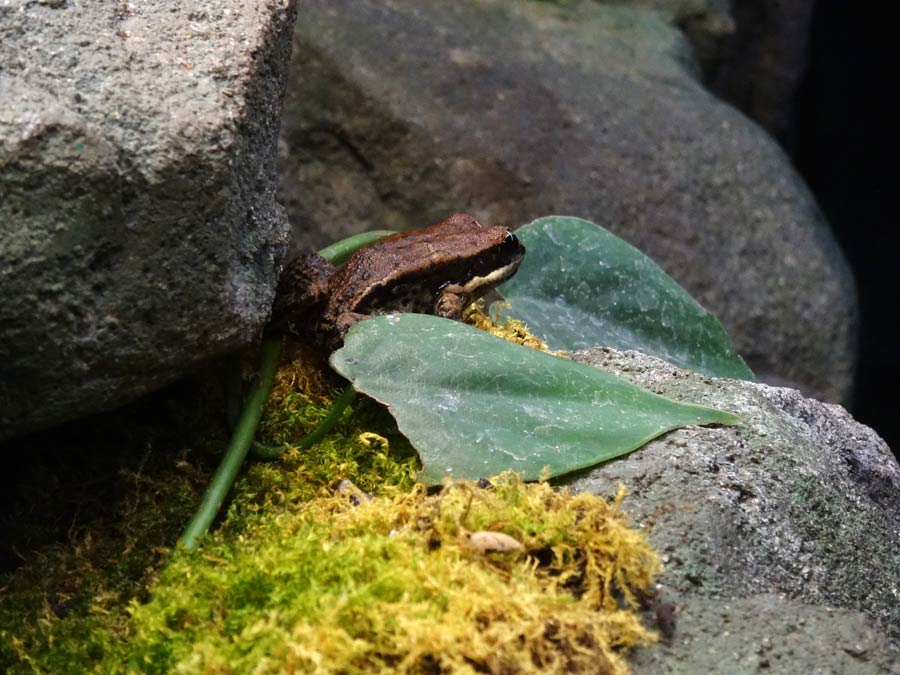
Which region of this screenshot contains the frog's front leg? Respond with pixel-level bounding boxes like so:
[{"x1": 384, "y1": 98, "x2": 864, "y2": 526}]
[{"x1": 434, "y1": 291, "x2": 468, "y2": 321}]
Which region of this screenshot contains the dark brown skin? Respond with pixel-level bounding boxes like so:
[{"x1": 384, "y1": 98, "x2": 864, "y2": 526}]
[{"x1": 271, "y1": 214, "x2": 526, "y2": 350}]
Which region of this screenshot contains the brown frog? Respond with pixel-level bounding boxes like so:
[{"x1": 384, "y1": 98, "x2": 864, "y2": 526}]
[{"x1": 270, "y1": 213, "x2": 526, "y2": 349}]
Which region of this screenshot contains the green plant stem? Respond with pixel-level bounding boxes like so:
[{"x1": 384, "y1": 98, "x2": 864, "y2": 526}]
[
  {"x1": 251, "y1": 384, "x2": 357, "y2": 460},
  {"x1": 317, "y1": 230, "x2": 394, "y2": 265},
  {"x1": 179, "y1": 334, "x2": 282, "y2": 550},
  {"x1": 180, "y1": 233, "x2": 388, "y2": 549}
]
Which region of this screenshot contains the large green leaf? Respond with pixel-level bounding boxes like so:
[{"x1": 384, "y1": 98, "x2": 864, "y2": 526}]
[
  {"x1": 330, "y1": 314, "x2": 739, "y2": 485},
  {"x1": 498, "y1": 216, "x2": 754, "y2": 380}
]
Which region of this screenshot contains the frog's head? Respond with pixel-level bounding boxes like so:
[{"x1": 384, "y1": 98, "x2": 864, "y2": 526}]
[{"x1": 434, "y1": 213, "x2": 526, "y2": 299}]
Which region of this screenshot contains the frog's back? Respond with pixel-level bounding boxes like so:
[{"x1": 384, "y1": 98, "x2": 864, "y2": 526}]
[{"x1": 318, "y1": 213, "x2": 523, "y2": 332}]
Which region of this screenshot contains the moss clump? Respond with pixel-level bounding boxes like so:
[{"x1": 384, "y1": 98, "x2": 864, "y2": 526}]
[
  {"x1": 125, "y1": 473, "x2": 659, "y2": 675},
  {"x1": 463, "y1": 302, "x2": 557, "y2": 354},
  {"x1": 0, "y1": 375, "x2": 230, "y2": 674},
  {"x1": 233, "y1": 339, "x2": 420, "y2": 514},
  {"x1": 0, "y1": 540, "x2": 130, "y2": 672}
]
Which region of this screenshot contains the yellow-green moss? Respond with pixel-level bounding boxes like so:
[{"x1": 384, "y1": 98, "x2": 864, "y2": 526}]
[
  {"x1": 235, "y1": 340, "x2": 421, "y2": 513},
  {"x1": 463, "y1": 302, "x2": 558, "y2": 354},
  {"x1": 126, "y1": 474, "x2": 659, "y2": 675},
  {"x1": 0, "y1": 377, "x2": 228, "y2": 674}
]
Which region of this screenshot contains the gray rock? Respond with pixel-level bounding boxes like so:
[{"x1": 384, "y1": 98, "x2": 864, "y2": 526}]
[
  {"x1": 0, "y1": 1, "x2": 297, "y2": 439},
  {"x1": 564, "y1": 347, "x2": 900, "y2": 669},
  {"x1": 612, "y1": 0, "x2": 814, "y2": 144},
  {"x1": 709, "y1": 0, "x2": 815, "y2": 145},
  {"x1": 599, "y1": 0, "x2": 736, "y2": 78},
  {"x1": 279, "y1": 0, "x2": 857, "y2": 404},
  {"x1": 632, "y1": 594, "x2": 900, "y2": 674}
]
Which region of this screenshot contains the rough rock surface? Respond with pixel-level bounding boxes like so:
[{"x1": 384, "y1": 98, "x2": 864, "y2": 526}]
[
  {"x1": 633, "y1": 593, "x2": 900, "y2": 674},
  {"x1": 278, "y1": 0, "x2": 857, "y2": 404},
  {"x1": 563, "y1": 347, "x2": 900, "y2": 671},
  {"x1": 0, "y1": 1, "x2": 297, "y2": 439}
]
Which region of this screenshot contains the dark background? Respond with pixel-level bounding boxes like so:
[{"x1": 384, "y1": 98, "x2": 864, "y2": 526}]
[{"x1": 793, "y1": 3, "x2": 898, "y2": 453}]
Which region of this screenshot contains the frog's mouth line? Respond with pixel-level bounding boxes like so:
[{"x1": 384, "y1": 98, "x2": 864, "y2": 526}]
[{"x1": 443, "y1": 256, "x2": 524, "y2": 296}]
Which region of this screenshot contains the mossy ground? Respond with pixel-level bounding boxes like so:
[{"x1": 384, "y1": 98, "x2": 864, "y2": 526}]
[
  {"x1": 0, "y1": 311, "x2": 661, "y2": 674},
  {"x1": 126, "y1": 476, "x2": 658, "y2": 675}
]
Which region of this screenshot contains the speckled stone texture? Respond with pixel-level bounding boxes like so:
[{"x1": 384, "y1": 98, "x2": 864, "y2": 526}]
[
  {"x1": 564, "y1": 347, "x2": 900, "y2": 672},
  {"x1": 278, "y1": 0, "x2": 858, "y2": 405},
  {"x1": 0, "y1": 1, "x2": 297, "y2": 439}
]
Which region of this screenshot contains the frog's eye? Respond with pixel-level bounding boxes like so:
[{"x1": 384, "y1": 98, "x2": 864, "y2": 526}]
[{"x1": 502, "y1": 230, "x2": 520, "y2": 251}]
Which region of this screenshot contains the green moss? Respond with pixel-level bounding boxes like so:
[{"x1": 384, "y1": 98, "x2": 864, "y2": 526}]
[
  {"x1": 0, "y1": 468, "x2": 192, "y2": 674},
  {"x1": 0, "y1": 374, "x2": 229, "y2": 674},
  {"x1": 233, "y1": 343, "x2": 420, "y2": 514},
  {"x1": 125, "y1": 474, "x2": 659, "y2": 675}
]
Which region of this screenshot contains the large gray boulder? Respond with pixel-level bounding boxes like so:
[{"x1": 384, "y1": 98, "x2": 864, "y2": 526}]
[
  {"x1": 566, "y1": 348, "x2": 900, "y2": 672},
  {"x1": 0, "y1": 1, "x2": 297, "y2": 439},
  {"x1": 278, "y1": 0, "x2": 857, "y2": 404}
]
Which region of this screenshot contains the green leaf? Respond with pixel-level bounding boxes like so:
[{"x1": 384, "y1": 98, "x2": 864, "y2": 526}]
[
  {"x1": 497, "y1": 216, "x2": 754, "y2": 380},
  {"x1": 330, "y1": 314, "x2": 739, "y2": 485}
]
